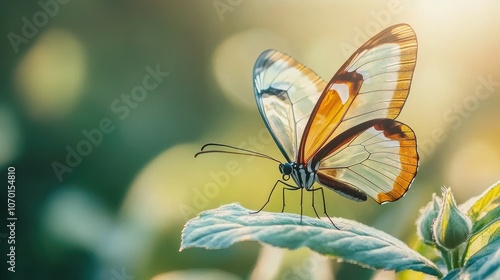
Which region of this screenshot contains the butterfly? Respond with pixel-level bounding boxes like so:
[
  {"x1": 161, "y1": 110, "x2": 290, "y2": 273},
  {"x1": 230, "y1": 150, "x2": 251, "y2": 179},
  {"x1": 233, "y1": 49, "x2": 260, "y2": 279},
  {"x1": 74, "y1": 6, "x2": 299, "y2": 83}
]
[{"x1": 196, "y1": 24, "x2": 419, "y2": 227}]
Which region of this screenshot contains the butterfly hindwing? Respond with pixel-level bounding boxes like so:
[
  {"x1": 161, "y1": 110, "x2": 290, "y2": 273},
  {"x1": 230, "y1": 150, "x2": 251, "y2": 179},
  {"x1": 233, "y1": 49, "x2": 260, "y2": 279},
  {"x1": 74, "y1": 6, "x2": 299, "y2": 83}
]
[
  {"x1": 316, "y1": 119, "x2": 418, "y2": 203},
  {"x1": 253, "y1": 50, "x2": 326, "y2": 162}
]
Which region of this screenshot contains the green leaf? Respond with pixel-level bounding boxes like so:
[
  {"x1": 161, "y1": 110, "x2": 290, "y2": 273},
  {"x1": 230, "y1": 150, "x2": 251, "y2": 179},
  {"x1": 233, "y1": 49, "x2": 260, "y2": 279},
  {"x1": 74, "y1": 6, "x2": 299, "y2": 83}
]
[
  {"x1": 471, "y1": 205, "x2": 500, "y2": 235},
  {"x1": 462, "y1": 204, "x2": 500, "y2": 262},
  {"x1": 180, "y1": 203, "x2": 442, "y2": 277},
  {"x1": 462, "y1": 180, "x2": 500, "y2": 222},
  {"x1": 444, "y1": 238, "x2": 500, "y2": 280},
  {"x1": 464, "y1": 217, "x2": 500, "y2": 261},
  {"x1": 441, "y1": 269, "x2": 460, "y2": 280}
]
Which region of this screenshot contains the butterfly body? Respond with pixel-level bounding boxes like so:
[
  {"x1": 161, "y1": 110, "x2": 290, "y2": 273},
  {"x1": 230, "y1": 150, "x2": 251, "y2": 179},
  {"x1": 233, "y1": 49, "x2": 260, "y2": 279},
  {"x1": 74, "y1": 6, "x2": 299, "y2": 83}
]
[{"x1": 279, "y1": 161, "x2": 319, "y2": 191}]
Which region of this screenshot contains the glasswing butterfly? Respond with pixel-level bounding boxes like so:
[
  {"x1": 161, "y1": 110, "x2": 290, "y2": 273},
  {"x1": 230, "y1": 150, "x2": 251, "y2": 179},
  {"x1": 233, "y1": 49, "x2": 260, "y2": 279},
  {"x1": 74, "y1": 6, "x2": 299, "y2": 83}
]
[{"x1": 196, "y1": 24, "x2": 419, "y2": 228}]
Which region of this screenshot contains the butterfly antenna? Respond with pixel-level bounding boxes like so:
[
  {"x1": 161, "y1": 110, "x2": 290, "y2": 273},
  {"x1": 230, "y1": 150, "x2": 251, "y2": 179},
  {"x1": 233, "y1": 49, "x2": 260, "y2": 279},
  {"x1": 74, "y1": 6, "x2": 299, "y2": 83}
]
[{"x1": 195, "y1": 143, "x2": 282, "y2": 164}]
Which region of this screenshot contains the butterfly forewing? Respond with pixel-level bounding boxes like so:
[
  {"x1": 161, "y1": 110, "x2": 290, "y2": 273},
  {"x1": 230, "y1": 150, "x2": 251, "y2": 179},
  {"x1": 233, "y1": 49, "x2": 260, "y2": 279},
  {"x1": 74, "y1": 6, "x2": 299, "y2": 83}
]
[
  {"x1": 299, "y1": 24, "x2": 418, "y2": 164},
  {"x1": 254, "y1": 50, "x2": 327, "y2": 162}
]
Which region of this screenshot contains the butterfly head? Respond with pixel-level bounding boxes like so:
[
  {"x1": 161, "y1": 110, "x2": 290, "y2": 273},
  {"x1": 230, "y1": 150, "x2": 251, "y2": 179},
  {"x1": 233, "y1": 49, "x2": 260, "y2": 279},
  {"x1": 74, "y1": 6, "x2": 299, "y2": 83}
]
[{"x1": 279, "y1": 163, "x2": 293, "y2": 181}]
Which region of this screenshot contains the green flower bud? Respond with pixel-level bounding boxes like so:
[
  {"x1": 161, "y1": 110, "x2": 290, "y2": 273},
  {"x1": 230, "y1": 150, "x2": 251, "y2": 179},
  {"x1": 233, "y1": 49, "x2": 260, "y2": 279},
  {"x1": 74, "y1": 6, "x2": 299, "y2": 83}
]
[
  {"x1": 416, "y1": 193, "x2": 441, "y2": 245},
  {"x1": 433, "y1": 187, "x2": 472, "y2": 249}
]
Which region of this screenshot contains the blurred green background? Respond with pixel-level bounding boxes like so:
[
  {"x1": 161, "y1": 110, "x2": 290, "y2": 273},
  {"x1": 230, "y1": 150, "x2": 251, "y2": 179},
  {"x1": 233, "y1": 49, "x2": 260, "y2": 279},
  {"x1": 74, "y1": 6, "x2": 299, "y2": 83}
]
[{"x1": 1, "y1": 1, "x2": 500, "y2": 279}]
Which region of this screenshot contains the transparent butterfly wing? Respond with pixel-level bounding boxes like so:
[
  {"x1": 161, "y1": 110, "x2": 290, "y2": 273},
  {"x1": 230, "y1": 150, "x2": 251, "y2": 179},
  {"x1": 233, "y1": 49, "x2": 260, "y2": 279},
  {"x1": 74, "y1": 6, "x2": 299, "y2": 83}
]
[
  {"x1": 316, "y1": 119, "x2": 418, "y2": 203},
  {"x1": 253, "y1": 50, "x2": 326, "y2": 162},
  {"x1": 299, "y1": 24, "x2": 418, "y2": 164},
  {"x1": 298, "y1": 24, "x2": 419, "y2": 203}
]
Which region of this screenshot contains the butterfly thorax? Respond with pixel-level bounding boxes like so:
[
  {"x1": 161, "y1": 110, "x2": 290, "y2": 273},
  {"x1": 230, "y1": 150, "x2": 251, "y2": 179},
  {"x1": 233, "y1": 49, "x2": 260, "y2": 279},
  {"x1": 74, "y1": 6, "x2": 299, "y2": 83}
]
[{"x1": 279, "y1": 161, "x2": 318, "y2": 190}]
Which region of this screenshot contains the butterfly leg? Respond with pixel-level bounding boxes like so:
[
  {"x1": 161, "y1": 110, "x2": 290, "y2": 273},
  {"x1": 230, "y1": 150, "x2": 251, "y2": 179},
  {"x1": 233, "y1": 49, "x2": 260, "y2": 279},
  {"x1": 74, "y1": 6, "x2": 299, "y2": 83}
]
[
  {"x1": 281, "y1": 185, "x2": 301, "y2": 212},
  {"x1": 309, "y1": 187, "x2": 339, "y2": 230},
  {"x1": 281, "y1": 186, "x2": 303, "y2": 224},
  {"x1": 251, "y1": 180, "x2": 297, "y2": 214},
  {"x1": 310, "y1": 190, "x2": 321, "y2": 219},
  {"x1": 300, "y1": 187, "x2": 304, "y2": 224}
]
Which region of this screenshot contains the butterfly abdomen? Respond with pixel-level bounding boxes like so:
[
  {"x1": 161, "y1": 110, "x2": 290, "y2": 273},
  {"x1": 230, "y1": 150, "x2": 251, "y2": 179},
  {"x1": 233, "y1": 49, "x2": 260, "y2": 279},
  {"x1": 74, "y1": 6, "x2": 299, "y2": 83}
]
[{"x1": 316, "y1": 172, "x2": 368, "y2": 202}]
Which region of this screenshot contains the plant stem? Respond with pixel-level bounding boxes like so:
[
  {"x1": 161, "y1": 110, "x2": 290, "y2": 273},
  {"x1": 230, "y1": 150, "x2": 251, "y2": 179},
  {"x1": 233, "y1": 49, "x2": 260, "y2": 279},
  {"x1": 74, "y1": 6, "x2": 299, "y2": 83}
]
[
  {"x1": 438, "y1": 247, "x2": 452, "y2": 272},
  {"x1": 451, "y1": 248, "x2": 460, "y2": 269},
  {"x1": 459, "y1": 242, "x2": 468, "y2": 267}
]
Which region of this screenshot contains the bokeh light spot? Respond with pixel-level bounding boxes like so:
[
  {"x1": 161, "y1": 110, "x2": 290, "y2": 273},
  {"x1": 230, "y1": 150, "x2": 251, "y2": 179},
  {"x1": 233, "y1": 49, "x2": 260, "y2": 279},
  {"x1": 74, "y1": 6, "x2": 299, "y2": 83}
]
[
  {"x1": 14, "y1": 29, "x2": 86, "y2": 121},
  {"x1": 212, "y1": 29, "x2": 292, "y2": 109}
]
